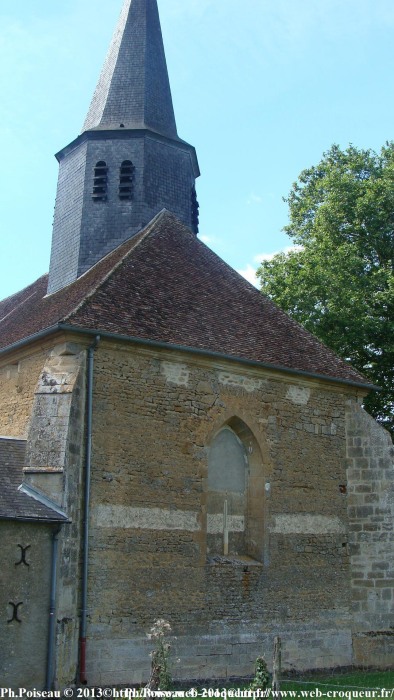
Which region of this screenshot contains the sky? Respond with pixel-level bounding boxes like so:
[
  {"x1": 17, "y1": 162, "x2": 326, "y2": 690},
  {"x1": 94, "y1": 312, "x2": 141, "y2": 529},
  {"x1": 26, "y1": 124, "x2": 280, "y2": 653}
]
[{"x1": 1, "y1": 0, "x2": 394, "y2": 300}]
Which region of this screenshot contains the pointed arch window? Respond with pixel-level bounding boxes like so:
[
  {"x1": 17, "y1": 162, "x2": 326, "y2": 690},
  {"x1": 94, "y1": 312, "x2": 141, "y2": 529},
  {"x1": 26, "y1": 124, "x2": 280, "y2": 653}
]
[
  {"x1": 207, "y1": 418, "x2": 265, "y2": 562},
  {"x1": 92, "y1": 161, "x2": 108, "y2": 201},
  {"x1": 119, "y1": 160, "x2": 134, "y2": 200},
  {"x1": 191, "y1": 185, "x2": 199, "y2": 234},
  {"x1": 208, "y1": 426, "x2": 247, "y2": 558}
]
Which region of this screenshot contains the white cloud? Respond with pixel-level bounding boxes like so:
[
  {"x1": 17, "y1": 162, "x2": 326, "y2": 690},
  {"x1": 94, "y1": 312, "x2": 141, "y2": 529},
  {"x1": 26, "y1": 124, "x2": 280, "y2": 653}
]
[
  {"x1": 253, "y1": 245, "x2": 303, "y2": 265},
  {"x1": 246, "y1": 192, "x2": 263, "y2": 206},
  {"x1": 238, "y1": 245, "x2": 303, "y2": 288},
  {"x1": 199, "y1": 234, "x2": 213, "y2": 244},
  {"x1": 254, "y1": 251, "x2": 277, "y2": 264},
  {"x1": 237, "y1": 264, "x2": 260, "y2": 288}
]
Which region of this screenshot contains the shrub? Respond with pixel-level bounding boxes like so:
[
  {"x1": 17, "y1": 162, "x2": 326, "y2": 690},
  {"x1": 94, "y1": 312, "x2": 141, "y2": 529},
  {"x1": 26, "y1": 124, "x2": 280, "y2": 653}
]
[{"x1": 146, "y1": 618, "x2": 173, "y2": 691}]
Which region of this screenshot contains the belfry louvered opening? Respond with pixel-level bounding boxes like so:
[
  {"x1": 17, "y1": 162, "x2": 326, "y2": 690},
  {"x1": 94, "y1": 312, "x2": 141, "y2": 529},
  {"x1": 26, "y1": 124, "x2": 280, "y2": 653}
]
[
  {"x1": 119, "y1": 160, "x2": 134, "y2": 200},
  {"x1": 191, "y1": 185, "x2": 199, "y2": 234},
  {"x1": 92, "y1": 161, "x2": 108, "y2": 201}
]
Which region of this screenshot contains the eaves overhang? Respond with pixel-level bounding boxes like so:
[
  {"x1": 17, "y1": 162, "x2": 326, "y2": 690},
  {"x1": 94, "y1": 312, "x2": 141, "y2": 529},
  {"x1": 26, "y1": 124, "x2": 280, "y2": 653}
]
[
  {"x1": 0, "y1": 324, "x2": 62, "y2": 360},
  {"x1": 0, "y1": 323, "x2": 379, "y2": 393},
  {"x1": 0, "y1": 514, "x2": 69, "y2": 524},
  {"x1": 55, "y1": 128, "x2": 200, "y2": 178}
]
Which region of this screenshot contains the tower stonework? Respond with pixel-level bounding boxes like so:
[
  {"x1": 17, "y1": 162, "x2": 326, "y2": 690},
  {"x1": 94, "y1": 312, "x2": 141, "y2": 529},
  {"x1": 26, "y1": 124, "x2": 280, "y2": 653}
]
[{"x1": 47, "y1": 0, "x2": 199, "y2": 295}]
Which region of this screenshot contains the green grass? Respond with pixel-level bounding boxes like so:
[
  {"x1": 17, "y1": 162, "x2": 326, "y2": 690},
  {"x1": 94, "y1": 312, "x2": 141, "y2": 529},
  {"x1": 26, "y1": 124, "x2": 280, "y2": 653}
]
[
  {"x1": 125, "y1": 670, "x2": 394, "y2": 698},
  {"x1": 193, "y1": 670, "x2": 394, "y2": 698},
  {"x1": 281, "y1": 668, "x2": 394, "y2": 689}
]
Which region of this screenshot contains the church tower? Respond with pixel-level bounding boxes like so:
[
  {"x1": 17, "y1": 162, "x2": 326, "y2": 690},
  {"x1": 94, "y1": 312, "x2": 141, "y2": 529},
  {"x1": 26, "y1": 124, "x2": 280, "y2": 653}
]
[{"x1": 47, "y1": 0, "x2": 199, "y2": 295}]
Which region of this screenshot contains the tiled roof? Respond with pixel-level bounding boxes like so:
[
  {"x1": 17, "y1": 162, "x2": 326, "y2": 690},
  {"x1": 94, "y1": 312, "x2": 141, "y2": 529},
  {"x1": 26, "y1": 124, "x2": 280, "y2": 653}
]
[
  {"x1": 0, "y1": 438, "x2": 68, "y2": 522},
  {"x1": 0, "y1": 210, "x2": 369, "y2": 386}
]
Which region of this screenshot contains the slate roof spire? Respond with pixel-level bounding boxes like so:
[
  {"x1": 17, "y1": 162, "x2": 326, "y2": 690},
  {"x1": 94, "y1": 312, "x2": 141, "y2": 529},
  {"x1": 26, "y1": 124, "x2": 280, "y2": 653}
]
[
  {"x1": 83, "y1": 0, "x2": 178, "y2": 139},
  {"x1": 47, "y1": 0, "x2": 199, "y2": 295}
]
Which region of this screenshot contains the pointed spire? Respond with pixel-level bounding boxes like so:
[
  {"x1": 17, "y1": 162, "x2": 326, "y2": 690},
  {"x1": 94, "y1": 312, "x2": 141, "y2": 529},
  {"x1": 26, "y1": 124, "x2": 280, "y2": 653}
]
[
  {"x1": 82, "y1": 0, "x2": 178, "y2": 139},
  {"x1": 47, "y1": 0, "x2": 199, "y2": 296}
]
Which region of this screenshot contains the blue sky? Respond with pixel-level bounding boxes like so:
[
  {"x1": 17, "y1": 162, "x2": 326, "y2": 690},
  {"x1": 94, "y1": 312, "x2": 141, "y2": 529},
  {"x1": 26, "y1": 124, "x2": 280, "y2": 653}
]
[{"x1": 1, "y1": 0, "x2": 394, "y2": 300}]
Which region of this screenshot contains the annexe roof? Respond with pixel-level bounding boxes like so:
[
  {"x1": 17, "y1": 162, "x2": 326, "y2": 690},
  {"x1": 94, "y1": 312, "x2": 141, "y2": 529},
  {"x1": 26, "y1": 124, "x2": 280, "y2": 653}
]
[
  {"x1": 0, "y1": 210, "x2": 370, "y2": 388},
  {"x1": 0, "y1": 438, "x2": 69, "y2": 523}
]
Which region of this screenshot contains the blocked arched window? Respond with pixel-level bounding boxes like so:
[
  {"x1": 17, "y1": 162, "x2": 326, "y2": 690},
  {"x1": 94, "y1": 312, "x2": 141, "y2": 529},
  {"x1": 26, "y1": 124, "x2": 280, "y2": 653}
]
[
  {"x1": 119, "y1": 160, "x2": 134, "y2": 200},
  {"x1": 207, "y1": 418, "x2": 265, "y2": 562},
  {"x1": 92, "y1": 161, "x2": 108, "y2": 201},
  {"x1": 208, "y1": 426, "x2": 247, "y2": 557}
]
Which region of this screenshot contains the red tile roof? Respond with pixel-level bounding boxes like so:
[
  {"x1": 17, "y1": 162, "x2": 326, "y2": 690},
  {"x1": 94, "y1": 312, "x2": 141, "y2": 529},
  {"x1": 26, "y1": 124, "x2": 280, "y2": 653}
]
[{"x1": 0, "y1": 211, "x2": 369, "y2": 386}]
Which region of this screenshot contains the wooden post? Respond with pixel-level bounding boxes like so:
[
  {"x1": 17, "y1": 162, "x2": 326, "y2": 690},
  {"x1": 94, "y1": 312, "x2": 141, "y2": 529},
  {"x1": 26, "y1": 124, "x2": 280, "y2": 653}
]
[
  {"x1": 223, "y1": 499, "x2": 229, "y2": 555},
  {"x1": 272, "y1": 636, "x2": 281, "y2": 698},
  {"x1": 145, "y1": 648, "x2": 160, "y2": 697}
]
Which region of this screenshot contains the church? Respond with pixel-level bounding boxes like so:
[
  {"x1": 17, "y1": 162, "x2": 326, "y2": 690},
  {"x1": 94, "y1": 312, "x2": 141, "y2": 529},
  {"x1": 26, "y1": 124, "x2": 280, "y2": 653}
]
[{"x1": 1, "y1": 0, "x2": 393, "y2": 690}]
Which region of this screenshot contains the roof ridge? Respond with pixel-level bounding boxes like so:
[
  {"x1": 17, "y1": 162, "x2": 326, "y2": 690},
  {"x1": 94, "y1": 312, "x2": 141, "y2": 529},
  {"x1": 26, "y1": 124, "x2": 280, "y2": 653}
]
[
  {"x1": 0, "y1": 274, "x2": 48, "y2": 307},
  {"x1": 0, "y1": 289, "x2": 40, "y2": 325},
  {"x1": 62, "y1": 210, "x2": 167, "y2": 323}
]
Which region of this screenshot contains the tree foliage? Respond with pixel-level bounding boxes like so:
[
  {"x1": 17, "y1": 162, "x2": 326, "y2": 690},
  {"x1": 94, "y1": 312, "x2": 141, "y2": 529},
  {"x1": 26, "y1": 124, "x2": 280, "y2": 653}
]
[{"x1": 257, "y1": 143, "x2": 394, "y2": 434}]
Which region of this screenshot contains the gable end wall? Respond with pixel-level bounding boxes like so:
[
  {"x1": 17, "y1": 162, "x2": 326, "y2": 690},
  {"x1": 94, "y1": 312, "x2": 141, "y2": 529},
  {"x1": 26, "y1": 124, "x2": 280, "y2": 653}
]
[{"x1": 85, "y1": 342, "x2": 354, "y2": 684}]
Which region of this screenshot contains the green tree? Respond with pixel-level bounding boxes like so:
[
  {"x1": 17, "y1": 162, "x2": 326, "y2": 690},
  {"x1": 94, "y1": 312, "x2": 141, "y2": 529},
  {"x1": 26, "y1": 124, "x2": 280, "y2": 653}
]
[{"x1": 257, "y1": 143, "x2": 394, "y2": 434}]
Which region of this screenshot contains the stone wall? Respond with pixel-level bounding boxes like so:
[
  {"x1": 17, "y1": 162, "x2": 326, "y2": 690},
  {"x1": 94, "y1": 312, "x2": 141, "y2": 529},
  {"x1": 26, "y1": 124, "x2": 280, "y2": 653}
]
[
  {"x1": 84, "y1": 342, "x2": 354, "y2": 685},
  {"x1": 5, "y1": 337, "x2": 392, "y2": 687},
  {"x1": 346, "y1": 401, "x2": 394, "y2": 667},
  {"x1": 17, "y1": 341, "x2": 87, "y2": 688},
  {"x1": 0, "y1": 522, "x2": 53, "y2": 689},
  {"x1": 0, "y1": 350, "x2": 46, "y2": 438}
]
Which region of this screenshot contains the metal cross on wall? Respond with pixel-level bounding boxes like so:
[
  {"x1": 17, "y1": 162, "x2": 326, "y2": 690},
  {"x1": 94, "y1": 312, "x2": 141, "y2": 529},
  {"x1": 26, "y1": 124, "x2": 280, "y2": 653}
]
[
  {"x1": 15, "y1": 544, "x2": 31, "y2": 567},
  {"x1": 8, "y1": 601, "x2": 23, "y2": 624}
]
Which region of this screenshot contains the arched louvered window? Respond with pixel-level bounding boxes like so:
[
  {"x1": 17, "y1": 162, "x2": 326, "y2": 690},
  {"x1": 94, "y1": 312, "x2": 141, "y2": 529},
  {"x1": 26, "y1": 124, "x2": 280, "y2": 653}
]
[
  {"x1": 191, "y1": 185, "x2": 199, "y2": 234},
  {"x1": 119, "y1": 160, "x2": 134, "y2": 200},
  {"x1": 92, "y1": 161, "x2": 108, "y2": 201}
]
